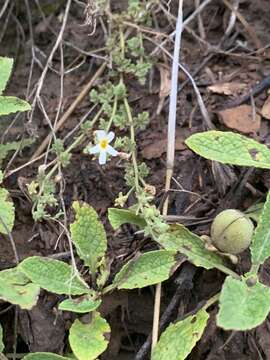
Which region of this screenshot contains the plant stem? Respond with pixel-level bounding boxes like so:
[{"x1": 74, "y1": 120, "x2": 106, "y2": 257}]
[
  {"x1": 123, "y1": 96, "x2": 140, "y2": 193},
  {"x1": 106, "y1": 96, "x2": 118, "y2": 132},
  {"x1": 216, "y1": 264, "x2": 241, "y2": 280},
  {"x1": 203, "y1": 293, "x2": 220, "y2": 310},
  {"x1": 250, "y1": 263, "x2": 260, "y2": 275}
]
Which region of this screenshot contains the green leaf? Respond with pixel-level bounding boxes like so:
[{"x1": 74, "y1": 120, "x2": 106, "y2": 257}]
[
  {"x1": 0, "y1": 139, "x2": 34, "y2": 166},
  {"x1": 22, "y1": 353, "x2": 68, "y2": 360},
  {"x1": 113, "y1": 250, "x2": 178, "y2": 289},
  {"x1": 158, "y1": 224, "x2": 226, "y2": 271},
  {"x1": 186, "y1": 131, "x2": 270, "y2": 169},
  {"x1": 0, "y1": 96, "x2": 31, "y2": 116},
  {"x1": 0, "y1": 323, "x2": 4, "y2": 353},
  {"x1": 0, "y1": 268, "x2": 39, "y2": 309},
  {"x1": 217, "y1": 276, "x2": 270, "y2": 330},
  {"x1": 59, "y1": 294, "x2": 101, "y2": 313},
  {"x1": 69, "y1": 313, "x2": 110, "y2": 360},
  {"x1": 0, "y1": 187, "x2": 15, "y2": 234},
  {"x1": 108, "y1": 208, "x2": 146, "y2": 229},
  {"x1": 70, "y1": 202, "x2": 107, "y2": 274},
  {"x1": 19, "y1": 256, "x2": 89, "y2": 295},
  {"x1": 0, "y1": 57, "x2": 13, "y2": 94},
  {"x1": 251, "y1": 192, "x2": 270, "y2": 268},
  {"x1": 152, "y1": 309, "x2": 209, "y2": 360}
]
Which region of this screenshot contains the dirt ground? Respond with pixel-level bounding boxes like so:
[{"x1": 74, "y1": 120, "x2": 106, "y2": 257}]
[{"x1": 1, "y1": 0, "x2": 270, "y2": 359}]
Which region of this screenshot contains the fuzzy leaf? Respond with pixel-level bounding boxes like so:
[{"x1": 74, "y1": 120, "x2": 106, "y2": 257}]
[
  {"x1": 0, "y1": 96, "x2": 31, "y2": 116},
  {"x1": 59, "y1": 295, "x2": 101, "y2": 313},
  {"x1": 69, "y1": 313, "x2": 110, "y2": 360},
  {"x1": 0, "y1": 323, "x2": 4, "y2": 353},
  {"x1": 217, "y1": 276, "x2": 270, "y2": 330},
  {"x1": 23, "y1": 353, "x2": 68, "y2": 360},
  {"x1": 113, "y1": 250, "x2": 178, "y2": 289},
  {"x1": 251, "y1": 192, "x2": 270, "y2": 268},
  {"x1": 0, "y1": 268, "x2": 39, "y2": 309},
  {"x1": 108, "y1": 208, "x2": 146, "y2": 229},
  {"x1": 0, "y1": 57, "x2": 13, "y2": 94},
  {"x1": 0, "y1": 187, "x2": 15, "y2": 234},
  {"x1": 158, "y1": 224, "x2": 226, "y2": 271},
  {"x1": 70, "y1": 202, "x2": 107, "y2": 274},
  {"x1": 152, "y1": 309, "x2": 209, "y2": 360},
  {"x1": 186, "y1": 131, "x2": 270, "y2": 169},
  {"x1": 19, "y1": 256, "x2": 89, "y2": 295}
]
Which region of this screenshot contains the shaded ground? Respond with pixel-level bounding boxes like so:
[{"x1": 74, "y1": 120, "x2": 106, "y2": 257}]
[{"x1": 1, "y1": 0, "x2": 270, "y2": 359}]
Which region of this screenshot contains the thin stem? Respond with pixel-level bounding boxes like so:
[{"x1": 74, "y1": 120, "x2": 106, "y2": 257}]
[
  {"x1": 119, "y1": 25, "x2": 125, "y2": 58},
  {"x1": 106, "y1": 96, "x2": 118, "y2": 132},
  {"x1": 250, "y1": 263, "x2": 260, "y2": 275},
  {"x1": 216, "y1": 264, "x2": 241, "y2": 280},
  {"x1": 203, "y1": 293, "x2": 220, "y2": 310},
  {"x1": 0, "y1": 215, "x2": 19, "y2": 264},
  {"x1": 123, "y1": 96, "x2": 140, "y2": 192},
  {"x1": 118, "y1": 26, "x2": 140, "y2": 193}
]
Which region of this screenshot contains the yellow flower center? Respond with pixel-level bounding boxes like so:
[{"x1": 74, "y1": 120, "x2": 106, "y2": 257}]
[{"x1": 100, "y1": 138, "x2": 108, "y2": 150}]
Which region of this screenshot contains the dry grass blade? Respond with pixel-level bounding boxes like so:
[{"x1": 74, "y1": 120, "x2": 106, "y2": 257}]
[{"x1": 151, "y1": 0, "x2": 184, "y2": 354}]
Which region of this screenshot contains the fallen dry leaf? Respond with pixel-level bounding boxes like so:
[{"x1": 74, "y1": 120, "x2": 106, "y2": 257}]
[
  {"x1": 261, "y1": 96, "x2": 270, "y2": 120},
  {"x1": 141, "y1": 129, "x2": 187, "y2": 159},
  {"x1": 217, "y1": 104, "x2": 261, "y2": 134},
  {"x1": 157, "y1": 63, "x2": 171, "y2": 98},
  {"x1": 208, "y1": 82, "x2": 248, "y2": 96}
]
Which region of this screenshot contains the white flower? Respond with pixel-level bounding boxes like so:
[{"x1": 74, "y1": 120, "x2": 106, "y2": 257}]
[{"x1": 89, "y1": 130, "x2": 118, "y2": 165}]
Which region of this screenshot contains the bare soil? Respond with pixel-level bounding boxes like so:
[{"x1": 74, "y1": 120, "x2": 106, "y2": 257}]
[{"x1": 1, "y1": 0, "x2": 270, "y2": 359}]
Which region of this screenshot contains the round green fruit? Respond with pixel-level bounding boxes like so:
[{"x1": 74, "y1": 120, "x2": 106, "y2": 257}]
[{"x1": 210, "y1": 209, "x2": 254, "y2": 255}]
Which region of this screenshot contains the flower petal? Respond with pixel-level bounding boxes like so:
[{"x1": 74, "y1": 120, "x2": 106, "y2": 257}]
[
  {"x1": 106, "y1": 145, "x2": 118, "y2": 157},
  {"x1": 99, "y1": 150, "x2": 107, "y2": 165},
  {"x1": 96, "y1": 130, "x2": 107, "y2": 141},
  {"x1": 107, "y1": 131, "x2": 115, "y2": 143},
  {"x1": 89, "y1": 144, "x2": 100, "y2": 154}
]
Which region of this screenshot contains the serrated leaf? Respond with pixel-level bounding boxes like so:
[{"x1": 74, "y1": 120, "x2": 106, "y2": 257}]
[
  {"x1": 22, "y1": 353, "x2": 68, "y2": 360},
  {"x1": 0, "y1": 323, "x2": 4, "y2": 353},
  {"x1": 251, "y1": 192, "x2": 270, "y2": 268},
  {"x1": 19, "y1": 256, "x2": 89, "y2": 295},
  {"x1": 69, "y1": 313, "x2": 110, "y2": 360},
  {"x1": 186, "y1": 131, "x2": 270, "y2": 169},
  {"x1": 217, "y1": 276, "x2": 270, "y2": 330},
  {"x1": 152, "y1": 309, "x2": 209, "y2": 360},
  {"x1": 0, "y1": 187, "x2": 14, "y2": 234},
  {"x1": 0, "y1": 268, "x2": 39, "y2": 309},
  {"x1": 70, "y1": 202, "x2": 107, "y2": 274},
  {"x1": 0, "y1": 96, "x2": 31, "y2": 116},
  {"x1": 108, "y1": 208, "x2": 146, "y2": 230},
  {"x1": 59, "y1": 294, "x2": 101, "y2": 313},
  {"x1": 0, "y1": 138, "x2": 34, "y2": 166},
  {"x1": 113, "y1": 250, "x2": 178, "y2": 289},
  {"x1": 158, "y1": 224, "x2": 226, "y2": 271},
  {"x1": 0, "y1": 57, "x2": 13, "y2": 94}
]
